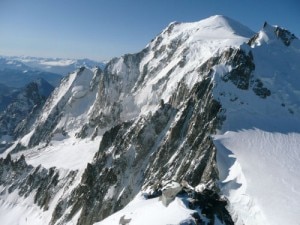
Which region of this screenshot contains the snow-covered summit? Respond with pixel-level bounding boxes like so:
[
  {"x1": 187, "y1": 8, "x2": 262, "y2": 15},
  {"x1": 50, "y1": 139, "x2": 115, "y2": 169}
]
[
  {"x1": 163, "y1": 15, "x2": 255, "y2": 39},
  {"x1": 98, "y1": 15, "x2": 256, "y2": 121}
]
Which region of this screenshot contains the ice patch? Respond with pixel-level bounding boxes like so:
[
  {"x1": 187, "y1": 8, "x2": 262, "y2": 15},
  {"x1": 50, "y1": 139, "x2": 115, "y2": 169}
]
[{"x1": 72, "y1": 85, "x2": 87, "y2": 99}]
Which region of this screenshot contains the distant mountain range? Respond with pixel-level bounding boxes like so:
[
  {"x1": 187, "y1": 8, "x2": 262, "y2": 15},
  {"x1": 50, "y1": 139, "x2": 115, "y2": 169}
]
[
  {"x1": 0, "y1": 55, "x2": 105, "y2": 114},
  {"x1": 0, "y1": 56, "x2": 105, "y2": 148},
  {"x1": 1, "y1": 55, "x2": 105, "y2": 76}
]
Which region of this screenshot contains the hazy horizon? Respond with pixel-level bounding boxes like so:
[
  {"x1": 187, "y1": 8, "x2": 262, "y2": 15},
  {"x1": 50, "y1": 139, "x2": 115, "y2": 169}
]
[{"x1": 1, "y1": 0, "x2": 299, "y2": 61}]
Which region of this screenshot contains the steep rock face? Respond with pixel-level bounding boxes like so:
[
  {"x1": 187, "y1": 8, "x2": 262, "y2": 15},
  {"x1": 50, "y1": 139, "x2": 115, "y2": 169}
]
[
  {"x1": 52, "y1": 77, "x2": 224, "y2": 225},
  {"x1": 0, "y1": 80, "x2": 54, "y2": 151},
  {"x1": 89, "y1": 52, "x2": 147, "y2": 130},
  {"x1": 0, "y1": 154, "x2": 77, "y2": 212}
]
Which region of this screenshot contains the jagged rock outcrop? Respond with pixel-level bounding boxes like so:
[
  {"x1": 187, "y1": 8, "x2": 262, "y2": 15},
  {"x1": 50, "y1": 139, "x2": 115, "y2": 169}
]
[
  {"x1": 160, "y1": 181, "x2": 182, "y2": 206},
  {"x1": 0, "y1": 154, "x2": 77, "y2": 211}
]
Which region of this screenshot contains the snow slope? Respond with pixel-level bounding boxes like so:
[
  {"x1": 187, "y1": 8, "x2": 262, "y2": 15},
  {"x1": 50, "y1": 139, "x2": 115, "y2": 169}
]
[
  {"x1": 96, "y1": 194, "x2": 199, "y2": 225},
  {"x1": 211, "y1": 23, "x2": 300, "y2": 225},
  {"x1": 214, "y1": 130, "x2": 300, "y2": 225},
  {"x1": 14, "y1": 67, "x2": 101, "y2": 149},
  {"x1": 13, "y1": 137, "x2": 101, "y2": 171},
  {"x1": 0, "y1": 67, "x2": 103, "y2": 225}
]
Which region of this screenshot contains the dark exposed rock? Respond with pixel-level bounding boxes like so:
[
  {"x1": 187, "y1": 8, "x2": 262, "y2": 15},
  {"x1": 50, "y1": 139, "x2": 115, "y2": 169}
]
[
  {"x1": 169, "y1": 81, "x2": 190, "y2": 107},
  {"x1": 75, "y1": 124, "x2": 89, "y2": 139},
  {"x1": 252, "y1": 78, "x2": 271, "y2": 98},
  {"x1": 206, "y1": 47, "x2": 271, "y2": 99},
  {"x1": 0, "y1": 80, "x2": 53, "y2": 144},
  {"x1": 187, "y1": 189, "x2": 234, "y2": 225},
  {"x1": 247, "y1": 33, "x2": 260, "y2": 47},
  {"x1": 119, "y1": 215, "x2": 131, "y2": 225},
  {"x1": 27, "y1": 105, "x2": 62, "y2": 147},
  {"x1": 221, "y1": 48, "x2": 255, "y2": 90},
  {"x1": 274, "y1": 26, "x2": 297, "y2": 46}
]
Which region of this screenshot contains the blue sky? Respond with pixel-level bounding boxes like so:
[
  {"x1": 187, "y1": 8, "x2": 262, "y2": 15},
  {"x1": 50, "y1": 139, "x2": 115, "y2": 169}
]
[{"x1": 0, "y1": 0, "x2": 299, "y2": 61}]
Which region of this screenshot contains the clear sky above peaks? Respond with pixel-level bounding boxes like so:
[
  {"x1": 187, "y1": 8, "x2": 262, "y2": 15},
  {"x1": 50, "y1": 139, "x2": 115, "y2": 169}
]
[{"x1": 0, "y1": 0, "x2": 299, "y2": 61}]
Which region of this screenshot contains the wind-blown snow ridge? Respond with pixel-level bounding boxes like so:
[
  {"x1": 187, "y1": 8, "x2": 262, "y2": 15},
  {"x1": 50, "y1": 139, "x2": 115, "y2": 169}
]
[{"x1": 214, "y1": 129, "x2": 300, "y2": 225}]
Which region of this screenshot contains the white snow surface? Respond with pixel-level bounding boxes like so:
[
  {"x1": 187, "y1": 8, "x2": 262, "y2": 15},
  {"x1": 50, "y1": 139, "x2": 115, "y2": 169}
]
[
  {"x1": 211, "y1": 23, "x2": 300, "y2": 225},
  {"x1": 18, "y1": 67, "x2": 100, "y2": 147},
  {"x1": 95, "y1": 194, "x2": 197, "y2": 225},
  {"x1": 0, "y1": 190, "x2": 48, "y2": 225},
  {"x1": 13, "y1": 137, "x2": 101, "y2": 171},
  {"x1": 214, "y1": 130, "x2": 300, "y2": 225}
]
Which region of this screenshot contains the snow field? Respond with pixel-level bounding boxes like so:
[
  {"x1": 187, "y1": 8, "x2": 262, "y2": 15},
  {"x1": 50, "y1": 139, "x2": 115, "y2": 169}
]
[{"x1": 214, "y1": 129, "x2": 300, "y2": 225}]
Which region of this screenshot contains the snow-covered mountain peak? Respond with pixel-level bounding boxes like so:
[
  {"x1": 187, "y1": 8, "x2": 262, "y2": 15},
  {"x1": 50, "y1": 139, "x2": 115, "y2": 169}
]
[
  {"x1": 249, "y1": 22, "x2": 299, "y2": 47},
  {"x1": 160, "y1": 15, "x2": 255, "y2": 41},
  {"x1": 194, "y1": 15, "x2": 255, "y2": 37},
  {"x1": 14, "y1": 66, "x2": 102, "y2": 149},
  {"x1": 121, "y1": 16, "x2": 255, "y2": 118}
]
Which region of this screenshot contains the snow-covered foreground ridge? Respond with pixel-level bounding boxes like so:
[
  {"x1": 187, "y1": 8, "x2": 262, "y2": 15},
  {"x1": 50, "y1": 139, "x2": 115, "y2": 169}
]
[{"x1": 0, "y1": 15, "x2": 300, "y2": 225}]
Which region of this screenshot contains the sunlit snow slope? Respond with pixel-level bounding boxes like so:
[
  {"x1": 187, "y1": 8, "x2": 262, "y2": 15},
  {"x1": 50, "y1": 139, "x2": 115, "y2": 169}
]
[
  {"x1": 212, "y1": 23, "x2": 300, "y2": 225},
  {"x1": 2, "y1": 66, "x2": 103, "y2": 171},
  {"x1": 0, "y1": 67, "x2": 103, "y2": 225}
]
